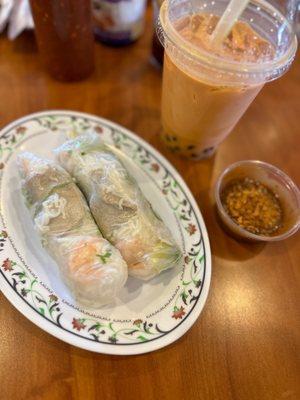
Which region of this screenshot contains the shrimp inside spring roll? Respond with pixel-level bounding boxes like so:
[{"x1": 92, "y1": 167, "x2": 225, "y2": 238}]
[
  {"x1": 18, "y1": 152, "x2": 128, "y2": 307},
  {"x1": 55, "y1": 133, "x2": 182, "y2": 280}
]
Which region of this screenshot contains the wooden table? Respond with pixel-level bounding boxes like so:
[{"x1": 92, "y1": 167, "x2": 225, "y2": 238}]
[{"x1": 0, "y1": 7, "x2": 299, "y2": 400}]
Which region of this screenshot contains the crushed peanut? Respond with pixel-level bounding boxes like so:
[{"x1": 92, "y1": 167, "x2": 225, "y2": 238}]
[{"x1": 221, "y1": 178, "x2": 283, "y2": 236}]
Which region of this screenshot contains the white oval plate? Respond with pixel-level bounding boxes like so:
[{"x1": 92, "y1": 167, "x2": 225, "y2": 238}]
[{"x1": 0, "y1": 111, "x2": 211, "y2": 355}]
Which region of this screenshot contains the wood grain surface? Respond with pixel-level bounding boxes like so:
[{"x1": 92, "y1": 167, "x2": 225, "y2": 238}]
[{"x1": 0, "y1": 6, "x2": 299, "y2": 400}]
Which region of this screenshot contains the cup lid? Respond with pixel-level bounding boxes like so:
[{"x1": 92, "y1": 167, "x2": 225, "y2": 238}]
[{"x1": 157, "y1": 0, "x2": 298, "y2": 86}]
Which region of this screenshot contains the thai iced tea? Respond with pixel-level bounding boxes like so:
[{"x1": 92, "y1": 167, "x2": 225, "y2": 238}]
[{"x1": 160, "y1": 13, "x2": 275, "y2": 159}]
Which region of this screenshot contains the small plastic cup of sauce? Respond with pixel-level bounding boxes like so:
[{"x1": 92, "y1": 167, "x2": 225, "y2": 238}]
[{"x1": 215, "y1": 160, "x2": 300, "y2": 242}]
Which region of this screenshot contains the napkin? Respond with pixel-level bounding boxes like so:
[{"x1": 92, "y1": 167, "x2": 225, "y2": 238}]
[{"x1": 0, "y1": 0, "x2": 33, "y2": 40}]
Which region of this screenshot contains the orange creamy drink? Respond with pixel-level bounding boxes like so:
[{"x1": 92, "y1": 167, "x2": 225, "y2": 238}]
[
  {"x1": 161, "y1": 13, "x2": 273, "y2": 159},
  {"x1": 158, "y1": 1, "x2": 297, "y2": 160}
]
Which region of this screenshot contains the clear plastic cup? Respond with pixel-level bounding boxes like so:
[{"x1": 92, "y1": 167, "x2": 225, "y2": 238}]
[
  {"x1": 157, "y1": 0, "x2": 298, "y2": 160},
  {"x1": 214, "y1": 160, "x2": 300, "y2": 241}
]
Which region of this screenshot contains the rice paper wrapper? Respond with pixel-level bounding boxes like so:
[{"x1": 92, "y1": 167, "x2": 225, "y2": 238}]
[
  {"x1": 18, "y1": 152, "x2": 128, "y2": 308},
  {"x1": 55, "y1": 132, "x2": 182, "y2": 281}
]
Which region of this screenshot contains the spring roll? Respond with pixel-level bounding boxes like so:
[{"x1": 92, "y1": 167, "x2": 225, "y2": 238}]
[
  {"x1": 18, "y1": 152, "x2": 127, "y2": 307},
  {"x1": 55, "y1": 133, "x2": 182, "y2": 280}
]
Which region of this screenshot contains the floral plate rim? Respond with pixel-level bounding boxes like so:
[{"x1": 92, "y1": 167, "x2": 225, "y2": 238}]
[{"x1": 0, "y1": 110, "x2": 211, "y2": 355}]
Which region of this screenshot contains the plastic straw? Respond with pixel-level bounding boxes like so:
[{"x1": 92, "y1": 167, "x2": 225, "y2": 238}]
[{"x1": 210, "y1": 0, "x2": 250, "y2": 46}]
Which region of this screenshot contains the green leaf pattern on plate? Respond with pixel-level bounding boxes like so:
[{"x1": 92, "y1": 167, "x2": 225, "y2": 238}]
[{"x1": 0, "y1": 114, "x2": 206, "y2": 345}]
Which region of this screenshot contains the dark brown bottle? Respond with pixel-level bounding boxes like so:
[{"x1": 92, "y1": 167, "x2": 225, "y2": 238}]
[
  {"x1": 30, "y1": 0, "x2": 95, "y2": 81},
  {"x1": 151, "y1": 0, "x2": 164, "y2": 67},
  {"x1": 151, "y1": 30, "x2": 164, "y2": 67}
]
